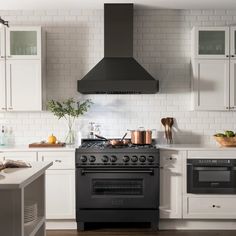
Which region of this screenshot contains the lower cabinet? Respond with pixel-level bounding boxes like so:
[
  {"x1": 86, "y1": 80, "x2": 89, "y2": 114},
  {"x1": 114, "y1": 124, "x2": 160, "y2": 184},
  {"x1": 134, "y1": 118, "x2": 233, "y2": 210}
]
[
  {"x1": 183, "y1": 196, "x2": 236, "y2": 219},
  {"x1": 45, "y1": 169, "x2": 75, "y2": 219},
  {"x1": 0, "y1": 150, "x2": 75, "y2": 221},
  {"x1": 38, "y1": 151, "x2": 75, "y2": 220},
  {"x1": 159, "y1": 150, "x2": 183, "y2": 219}
]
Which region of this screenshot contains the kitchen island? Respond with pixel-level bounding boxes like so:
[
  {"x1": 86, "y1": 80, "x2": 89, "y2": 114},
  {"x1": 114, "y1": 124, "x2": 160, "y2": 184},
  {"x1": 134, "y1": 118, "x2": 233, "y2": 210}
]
[{"x1": 0, "y1": 162, "x2": 53, "y2": 236}]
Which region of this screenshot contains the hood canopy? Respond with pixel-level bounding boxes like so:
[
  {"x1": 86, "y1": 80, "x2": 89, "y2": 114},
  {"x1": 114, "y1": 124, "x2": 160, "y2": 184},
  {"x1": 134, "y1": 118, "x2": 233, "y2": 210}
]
[{"x1": 77, "y1": 4, "x2": 159, "y2": 94}]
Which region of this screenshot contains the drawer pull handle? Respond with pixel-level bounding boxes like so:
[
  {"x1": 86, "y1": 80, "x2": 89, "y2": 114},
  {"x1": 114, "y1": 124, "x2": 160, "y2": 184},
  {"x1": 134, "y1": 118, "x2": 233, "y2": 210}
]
[
  {"x1": 55, "y1": 160, "x2": 62, "y2": 163},
  {"x1": 212, "y1": 205, "x2": 221, "y2": 208}
]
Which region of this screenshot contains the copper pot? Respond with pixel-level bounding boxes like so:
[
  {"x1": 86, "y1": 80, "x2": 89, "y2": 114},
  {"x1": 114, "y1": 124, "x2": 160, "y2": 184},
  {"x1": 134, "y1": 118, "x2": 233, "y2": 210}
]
[
  {"x1": 128, "y1": 128, "x2": 154, "y2": 145},
  {"x1": 144, "y1": 130, "x2": 152, "y2": 144}
]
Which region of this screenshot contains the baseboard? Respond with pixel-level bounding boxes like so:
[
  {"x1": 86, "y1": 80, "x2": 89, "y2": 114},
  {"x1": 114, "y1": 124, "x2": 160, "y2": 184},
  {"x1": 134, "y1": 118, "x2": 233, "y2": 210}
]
[
  {"x1": 160, "y1": 219, "x2": 236, "y2": 230},
  {"x1": 46, "y1": 220, "x2": 77, "y2": 230}
]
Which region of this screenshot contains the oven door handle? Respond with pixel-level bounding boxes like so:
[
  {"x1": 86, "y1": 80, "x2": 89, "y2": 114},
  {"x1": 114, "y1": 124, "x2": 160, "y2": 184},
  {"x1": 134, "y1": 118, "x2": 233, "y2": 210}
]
[
  {"x1": 81, "y1": 169, "x2": 154, "y2": 175},
  {"x1": 193, "y1": 167, "x2": 231, "y2": 171}
]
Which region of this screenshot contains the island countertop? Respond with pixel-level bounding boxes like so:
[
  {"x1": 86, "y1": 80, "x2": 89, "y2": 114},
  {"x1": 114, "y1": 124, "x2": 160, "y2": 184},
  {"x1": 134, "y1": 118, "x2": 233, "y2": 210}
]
[{"x1": 0, "y1": 162, "x2": 53, "y2": 189}]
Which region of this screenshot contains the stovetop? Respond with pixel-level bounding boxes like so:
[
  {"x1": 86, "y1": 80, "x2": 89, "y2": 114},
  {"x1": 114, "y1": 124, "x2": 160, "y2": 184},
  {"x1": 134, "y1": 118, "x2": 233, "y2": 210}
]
[
  {"x1": 78, "y1": 139, "x2": 157, "y2": 150},
  {"x1": 76, "y1": 139, "x2": 159, "y2": 166}
]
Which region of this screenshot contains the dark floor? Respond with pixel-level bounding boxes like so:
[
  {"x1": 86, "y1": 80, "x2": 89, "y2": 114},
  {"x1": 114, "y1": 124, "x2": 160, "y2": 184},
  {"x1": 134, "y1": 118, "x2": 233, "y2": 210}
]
[{"x1": 47, "y1": 229, "x2": 236, "y2": 236}]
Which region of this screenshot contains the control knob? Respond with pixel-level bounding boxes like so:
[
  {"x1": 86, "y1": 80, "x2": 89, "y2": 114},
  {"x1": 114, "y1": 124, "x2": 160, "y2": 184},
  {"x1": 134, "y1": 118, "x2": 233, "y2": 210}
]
[
  {"x1": 139, "y1": 155, "x2": 146, "y2": 162},
  {"x1": 102, "y1": 155, "x2": 109, "y2": 163},
  {"x1": 131, "y1": 155, "x2": 138, "y2": 162},
  {"x1": 89, "y1": 155, "x2": 96, "y2": 162},
  {"x1": 80, "y1": 155, "x2": 87, "y2": 162},
  {"x1": 110, "y1": 155, "x2": 117, "y2": 163},
  {"x1": 123, "y1": 155, "x2": 130, "y2": 162},
  {"x1": 147, "y1": 156, "x2": 154, "y2": 162}
]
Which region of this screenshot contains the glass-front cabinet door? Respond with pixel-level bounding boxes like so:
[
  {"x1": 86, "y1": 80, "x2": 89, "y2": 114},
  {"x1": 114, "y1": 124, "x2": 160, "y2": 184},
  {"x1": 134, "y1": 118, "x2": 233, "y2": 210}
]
[
  {"x1": 193, "y1": 27, "x2": 229, "y2": 59},
  {"x1": 230, "y1": 27, "x2": 236, "y2": 59},
  {"x1": 6, "y1": 27, "x2": 41, "y2": 59},
  {"x1": 0, "y1": 26, "x2": 5, "y2": 59}
]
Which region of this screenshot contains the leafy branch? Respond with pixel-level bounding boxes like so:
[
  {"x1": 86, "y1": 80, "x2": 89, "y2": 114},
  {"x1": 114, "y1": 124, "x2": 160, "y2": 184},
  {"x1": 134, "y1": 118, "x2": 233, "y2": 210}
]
[{"x1": 47, "y1": 98, "x2": 93, "y2": 121}]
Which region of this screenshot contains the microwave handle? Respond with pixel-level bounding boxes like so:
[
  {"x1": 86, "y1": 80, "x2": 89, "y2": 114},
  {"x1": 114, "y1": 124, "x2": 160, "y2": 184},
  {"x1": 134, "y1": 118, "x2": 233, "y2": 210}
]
[{"x1": 193, "y1": 167, "x2": 231, "y2": 171}]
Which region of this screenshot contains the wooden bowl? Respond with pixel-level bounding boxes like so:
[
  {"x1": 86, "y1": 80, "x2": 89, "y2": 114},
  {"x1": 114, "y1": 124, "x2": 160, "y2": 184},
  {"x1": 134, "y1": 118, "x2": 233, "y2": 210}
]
[{"x1": 214, "y1": 136, "x2": 236, "y2": 147}]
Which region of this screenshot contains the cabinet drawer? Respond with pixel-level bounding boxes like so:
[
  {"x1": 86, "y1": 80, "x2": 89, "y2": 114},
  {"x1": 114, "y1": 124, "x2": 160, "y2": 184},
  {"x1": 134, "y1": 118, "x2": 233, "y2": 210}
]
[
  {"x1": 39, "y1": 151, "x2": 75, "y2": 170},
  {"x1": 185, "y1": 196, "x2": 236, "y2": 219},
  {"x1": 0, "y1": 151, "x2": 37, "y2": 162}
]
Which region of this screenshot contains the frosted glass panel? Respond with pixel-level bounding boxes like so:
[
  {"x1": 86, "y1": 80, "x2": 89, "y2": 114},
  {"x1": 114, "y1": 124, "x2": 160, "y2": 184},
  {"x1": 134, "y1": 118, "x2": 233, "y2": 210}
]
[
  {"x1": 10, "y1": 31, "x2": 37, "y2": 55},
  {"x1": 199, "y1": 31, "x2": 225, "y2": 55}
]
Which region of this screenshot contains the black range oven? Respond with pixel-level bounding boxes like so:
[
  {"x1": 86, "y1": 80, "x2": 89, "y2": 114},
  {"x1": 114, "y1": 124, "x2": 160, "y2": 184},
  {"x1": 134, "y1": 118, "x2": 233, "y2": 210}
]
[
  {"x1": 187, "y1": 159, "x2": 236, "y2": 194},
  {"x1": 76, "y1": 139, "x2": 160, "y2": 231}
]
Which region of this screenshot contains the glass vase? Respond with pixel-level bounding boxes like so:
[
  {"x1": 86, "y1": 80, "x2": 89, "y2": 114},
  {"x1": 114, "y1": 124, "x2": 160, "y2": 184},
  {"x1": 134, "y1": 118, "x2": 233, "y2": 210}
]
[{"x1": 65, "y1": 117, "x2": 75, "y2": 145}]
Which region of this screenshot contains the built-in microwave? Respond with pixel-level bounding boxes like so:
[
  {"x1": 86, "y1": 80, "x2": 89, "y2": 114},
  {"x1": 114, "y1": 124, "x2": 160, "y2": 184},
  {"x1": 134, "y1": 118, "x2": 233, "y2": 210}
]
[{"x1": 187, "y1": 159, "x2": 236, "y2": 194}]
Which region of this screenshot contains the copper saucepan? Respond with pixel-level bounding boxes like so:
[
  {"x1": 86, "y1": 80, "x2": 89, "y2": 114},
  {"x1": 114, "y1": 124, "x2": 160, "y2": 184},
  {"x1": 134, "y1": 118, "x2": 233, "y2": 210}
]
[
  {"x1": 128, "y1": 127, "x2": 155, "y2": 145},
  {"x1": 95, "y1": 133, "x2": 129, "y2": 146}
]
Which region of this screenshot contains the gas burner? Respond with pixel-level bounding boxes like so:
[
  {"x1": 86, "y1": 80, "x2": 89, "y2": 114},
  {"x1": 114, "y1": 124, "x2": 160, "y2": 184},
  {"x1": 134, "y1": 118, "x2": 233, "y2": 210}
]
[{"x1": 80, "y1": 139, "x2": 156, "y2": 150}]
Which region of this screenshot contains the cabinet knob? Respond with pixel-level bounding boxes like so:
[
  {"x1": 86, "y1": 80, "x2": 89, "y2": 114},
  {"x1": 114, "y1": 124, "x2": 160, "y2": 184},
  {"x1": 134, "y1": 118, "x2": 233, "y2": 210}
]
[
  {"x1": 1, "y1": 108, "x2": 7, "y2": 110},
  {"x1": 8, "y1": 107, "x2": 13, "y2": 110},
  {"x1": 212, "y1": 205, "x2": 221, "y2": 208},
  {"x1": 226, "y1": 55, "x2": 229, "y2": 58},
  {"x1": 231, "y1": 55, "x2": 235, "y2": 58},
  {"x1": 226, "y1": 107, "x2": 230, "y2": 109}
]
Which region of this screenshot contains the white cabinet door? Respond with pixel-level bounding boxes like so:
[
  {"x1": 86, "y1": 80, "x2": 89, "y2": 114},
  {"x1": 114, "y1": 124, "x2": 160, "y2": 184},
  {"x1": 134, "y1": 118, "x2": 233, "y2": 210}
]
[
  {"x1": 0, "y1": 27, "x2": 5, "y2": 58},
  {"x1": 192, "y1": 59, "x2": 230, "y2": 110},
  {"x1": 230, "y1": 26, "x2": 236, "y2": 59},
  {"x1": 0, "y1": 151, "x2": 37, "y2": 161},
  {"x1": 192, "y1": 27, "x2": 230, "y2": 59},
  {"x1": 0, "y1": 60, "x2": 6, "y2": 111},
  {"x1": 6, "y1": 60, "x2": 42, "y2": 111},
  {"x1": 159, "y1": 150, "x2": 183, "y2": 219},
  {"x1": 230, "y1": 60, "x2": 236, "y2": 109},
  {"x1": 45, "y1": 170, "x2": 75, "y2": 219},
  {"x1": 6, "y1": 27, "x2": 41, "y2": 60},
  {"x1": 184, "y1": 196, "x2": 236, "y2": 219}
]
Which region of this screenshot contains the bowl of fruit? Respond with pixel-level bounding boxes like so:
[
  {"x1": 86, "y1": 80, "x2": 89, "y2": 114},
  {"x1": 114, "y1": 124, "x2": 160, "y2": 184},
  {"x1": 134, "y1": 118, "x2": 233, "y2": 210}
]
[{"x1": 214, "y1": 130, "x2": 236, "y2": 147}]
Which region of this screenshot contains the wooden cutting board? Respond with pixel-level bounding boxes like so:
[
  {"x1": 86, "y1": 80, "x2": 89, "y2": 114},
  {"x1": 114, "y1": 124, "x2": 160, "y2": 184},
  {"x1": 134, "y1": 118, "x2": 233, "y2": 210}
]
[{"x1": 29, "y1": 142, "x2": 66, "y2": 148}]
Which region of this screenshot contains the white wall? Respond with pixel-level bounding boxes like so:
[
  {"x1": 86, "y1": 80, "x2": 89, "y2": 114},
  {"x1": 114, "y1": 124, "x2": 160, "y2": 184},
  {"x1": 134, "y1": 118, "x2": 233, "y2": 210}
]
[{"x1": 0, "y1": 9, "x2": 236, "y2": 145}]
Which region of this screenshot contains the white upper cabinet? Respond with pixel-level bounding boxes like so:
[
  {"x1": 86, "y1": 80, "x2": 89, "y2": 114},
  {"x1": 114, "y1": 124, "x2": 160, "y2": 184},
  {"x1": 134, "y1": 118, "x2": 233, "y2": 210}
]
[
  {"x1": 230, "y1": 26, "x2": 236, "y2": 59},
  {"x1": 191, "y1": 26, "x2": 236, "y2": 111},
  {"x1": 6, "y1": 60, "x2": 42, "y2": 111},
  {"x1": 192, "y1": 59, "x2": 230, "y2": 111},
  {"x1": 192, "y1": 27, "x2": 230, "y2": 59},
  {"x1": 6, "y1": 27, "x2": 41, "y2": 60},
  {"x1": 0, "y1": 27, "x2": 5, "y2": 58},
  {"x1": 0, "y1": 26, "x2": 45, "y2": 112}
]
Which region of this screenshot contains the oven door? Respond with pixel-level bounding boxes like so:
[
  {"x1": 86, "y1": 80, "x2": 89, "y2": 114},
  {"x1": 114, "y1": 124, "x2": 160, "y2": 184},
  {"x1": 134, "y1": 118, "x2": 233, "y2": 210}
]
[
  {"x1": 76, "y1": 167, "x2": 159, "y2": 209},
  {"x1": 187, "y1": 160, "x2": 236, "y2": 194}
]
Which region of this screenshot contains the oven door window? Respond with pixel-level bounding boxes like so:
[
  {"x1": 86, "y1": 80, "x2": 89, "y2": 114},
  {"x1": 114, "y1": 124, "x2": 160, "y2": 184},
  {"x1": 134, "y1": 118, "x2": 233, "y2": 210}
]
[{"x1": 92, "y1": 179, "x2": 143, "y2": 196}]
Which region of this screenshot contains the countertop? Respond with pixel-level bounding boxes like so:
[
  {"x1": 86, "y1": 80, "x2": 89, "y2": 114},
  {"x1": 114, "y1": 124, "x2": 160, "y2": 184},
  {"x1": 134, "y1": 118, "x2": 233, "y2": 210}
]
[
  {"x1": 157, "y1": 144, "x2": 236, "y2": 151},
  {"x1": 0, "y1": 162, "x2": 52, "y2": 189},
  {"x1": 0, "y1": 145, "x2": 76, "y2": 152},
  {"x1": 1, "y1": 144, "x2": 236, "y2": 152}
]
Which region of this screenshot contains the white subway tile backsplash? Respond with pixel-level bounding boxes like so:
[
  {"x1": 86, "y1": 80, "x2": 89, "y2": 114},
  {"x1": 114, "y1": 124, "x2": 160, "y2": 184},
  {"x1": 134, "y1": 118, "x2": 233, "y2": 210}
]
[{"x1": 1, "y1": 9, "x2": 236, "y2": 145}]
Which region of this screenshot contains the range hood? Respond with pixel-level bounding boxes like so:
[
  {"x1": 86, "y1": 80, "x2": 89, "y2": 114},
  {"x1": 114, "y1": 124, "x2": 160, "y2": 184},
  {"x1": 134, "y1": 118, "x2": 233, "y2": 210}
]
[{"x1": 77, "y1": 4, "x2": 159, "y2": 94}]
